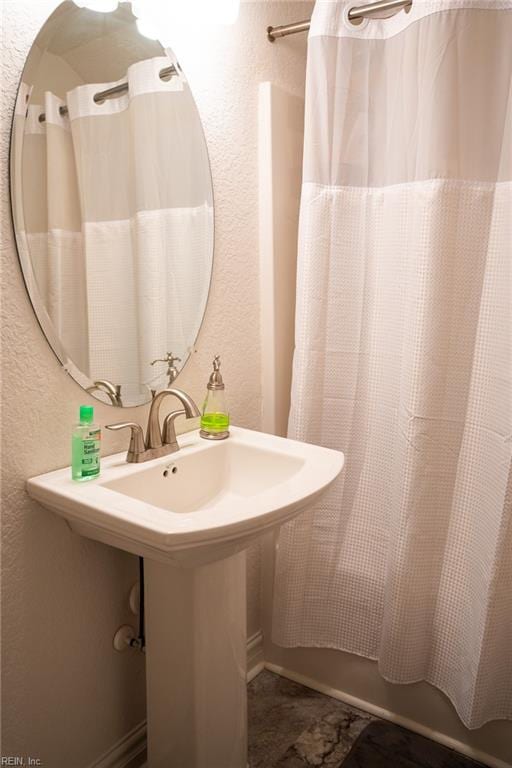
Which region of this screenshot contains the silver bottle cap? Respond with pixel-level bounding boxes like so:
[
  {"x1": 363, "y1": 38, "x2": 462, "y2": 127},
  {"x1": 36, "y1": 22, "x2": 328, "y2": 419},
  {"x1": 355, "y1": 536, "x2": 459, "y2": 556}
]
[{"x1": 207, "y1": 355, "x2": 225, "y2": 391}]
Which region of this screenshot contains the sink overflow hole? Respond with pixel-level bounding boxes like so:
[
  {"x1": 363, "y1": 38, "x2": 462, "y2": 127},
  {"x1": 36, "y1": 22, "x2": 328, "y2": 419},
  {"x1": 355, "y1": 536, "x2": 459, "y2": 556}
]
[{"x1": 163, "y1": 466, "x2": 178, "y2": 477}]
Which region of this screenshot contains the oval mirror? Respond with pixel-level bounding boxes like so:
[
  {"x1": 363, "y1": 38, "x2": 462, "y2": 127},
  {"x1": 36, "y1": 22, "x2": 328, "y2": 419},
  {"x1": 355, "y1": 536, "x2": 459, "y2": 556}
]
[{"x1": 10, "y1": 1, "x2": 214, "y2": 407}]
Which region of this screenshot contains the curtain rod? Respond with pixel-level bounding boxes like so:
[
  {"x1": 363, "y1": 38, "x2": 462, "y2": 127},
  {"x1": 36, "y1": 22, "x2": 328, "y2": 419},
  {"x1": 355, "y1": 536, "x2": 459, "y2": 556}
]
[
  {"x1": 267, "y1": 0, "x2": 412, "y2": 41},
  {"x1": 37, "y1": 64, "x2": 178, "y2": 124}
]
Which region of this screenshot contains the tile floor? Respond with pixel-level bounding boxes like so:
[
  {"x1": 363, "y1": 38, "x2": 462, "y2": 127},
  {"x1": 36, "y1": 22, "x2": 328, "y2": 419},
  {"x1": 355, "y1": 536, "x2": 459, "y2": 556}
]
[
  {"x1": 248, "y1": 670, "x2": 373, "y2": 767},
  {"x1": 139, "y1": 669, "x2": 486, "y2": 768},
  {"x1": 247, "y1": 670, "x2": 485, "y2": 768}
]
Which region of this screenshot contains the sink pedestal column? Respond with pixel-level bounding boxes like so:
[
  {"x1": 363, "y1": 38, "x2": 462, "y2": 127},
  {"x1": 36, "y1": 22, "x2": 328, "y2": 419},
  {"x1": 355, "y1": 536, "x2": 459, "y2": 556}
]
[{"x1": 144, "y1": 551, "x2": 247, "y2": 768}]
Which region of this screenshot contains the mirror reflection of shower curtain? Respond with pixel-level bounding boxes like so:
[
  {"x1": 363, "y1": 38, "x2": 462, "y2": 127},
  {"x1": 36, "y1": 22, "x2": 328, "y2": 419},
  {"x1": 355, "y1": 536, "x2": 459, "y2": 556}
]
[
  {"x1": 273, "y1": 1, "x2": 512, "y2": 730},
  {"x1": 15, "y1": 89, "x2": 89, "y2": 374},
  {"x1": 17, "y1": 56, "x2": 213, "y2": 401}
]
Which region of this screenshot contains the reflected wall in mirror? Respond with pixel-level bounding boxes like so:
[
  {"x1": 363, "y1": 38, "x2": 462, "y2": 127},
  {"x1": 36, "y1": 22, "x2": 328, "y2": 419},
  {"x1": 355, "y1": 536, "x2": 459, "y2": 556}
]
[{"x1": 10, "y1": 1, "x2": 214, "y2": 406}]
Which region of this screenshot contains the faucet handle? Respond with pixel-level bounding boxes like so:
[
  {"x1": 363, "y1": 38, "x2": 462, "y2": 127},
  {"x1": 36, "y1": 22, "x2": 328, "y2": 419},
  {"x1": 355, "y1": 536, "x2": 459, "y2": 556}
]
[
  {"x1": 162, "y1": 409, "x2": 186, "y2": 449},
  {"x1": 150, "y1": 352, "x2": 181, "y2": 367},
  {"x1": 150, "y1": 353, "x2": 182, "y2": 386},
  {"x1": 106, "y1": 422, "x2": 146, "y2": 463}
]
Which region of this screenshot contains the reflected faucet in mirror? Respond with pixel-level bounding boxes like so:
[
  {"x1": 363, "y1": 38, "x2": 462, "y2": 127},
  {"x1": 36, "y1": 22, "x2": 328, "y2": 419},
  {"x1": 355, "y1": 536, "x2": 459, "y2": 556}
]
[
  {"x1": 106, "y1": 388, "x2": 200, "y2": 463},
  {"x1": 150, "y1": 352, "x2": 182, "y2": 387},
  {"x1": 86, "y1": 380, "x2": 123, "y2": 407}
]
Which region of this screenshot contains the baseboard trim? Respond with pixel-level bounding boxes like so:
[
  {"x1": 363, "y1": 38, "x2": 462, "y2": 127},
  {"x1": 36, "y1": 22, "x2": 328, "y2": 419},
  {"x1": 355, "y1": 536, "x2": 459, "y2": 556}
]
[
  {"x1": 88, "y1": 632, "x2": 265, "y2": 768},
  {"x1": 247, "y1": 630, "x2": 265, "y2": 682},
  {"x1": 88, "y1": 721, "x2": 146, "y2": 768},
  {"x1": 264, "y1": 662, "x2": 510, "y2": 768}
]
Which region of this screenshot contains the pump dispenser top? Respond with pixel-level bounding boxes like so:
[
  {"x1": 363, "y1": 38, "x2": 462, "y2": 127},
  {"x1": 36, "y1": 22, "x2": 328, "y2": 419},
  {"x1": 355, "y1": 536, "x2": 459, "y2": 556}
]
[
  {"x1": 208, "y1": 355, "x2": 225, "y2": 390},
  {"x1": 200, "y1": 355, "x2": 229, "y2": 440}
]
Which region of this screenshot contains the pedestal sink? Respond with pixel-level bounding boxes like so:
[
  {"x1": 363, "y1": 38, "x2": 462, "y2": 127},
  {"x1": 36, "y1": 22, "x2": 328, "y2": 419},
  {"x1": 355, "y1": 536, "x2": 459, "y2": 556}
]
[{"x1": 27, "y1": 426, "x2": 344, "y2": 768}]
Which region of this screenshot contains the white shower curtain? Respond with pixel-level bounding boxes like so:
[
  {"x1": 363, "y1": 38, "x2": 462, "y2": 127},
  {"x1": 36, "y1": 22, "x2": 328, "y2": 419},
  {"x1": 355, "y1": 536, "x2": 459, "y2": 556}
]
[
  {"x1": 15, "y1": 55, "x2": 213, "y2": 402},
  {"x1": 273, "y1": 0, "x2": 512, "y2": 729}
]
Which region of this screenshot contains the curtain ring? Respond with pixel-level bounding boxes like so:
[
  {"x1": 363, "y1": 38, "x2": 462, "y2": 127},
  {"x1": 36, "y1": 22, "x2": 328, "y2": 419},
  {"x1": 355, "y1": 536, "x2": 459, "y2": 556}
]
[{"x1": 343, "y1": 5, "x2": 370, "y2": 31}]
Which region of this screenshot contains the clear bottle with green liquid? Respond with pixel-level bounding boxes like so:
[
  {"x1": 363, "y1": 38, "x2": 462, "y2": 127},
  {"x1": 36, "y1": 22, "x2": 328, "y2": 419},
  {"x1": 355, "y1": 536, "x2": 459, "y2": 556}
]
[
  {"x1": 200, "y1": 355, "x2": 230, "y2": 440},
  {"x1": 72, "y1": 405, "x2": 101, "y2": 481}
]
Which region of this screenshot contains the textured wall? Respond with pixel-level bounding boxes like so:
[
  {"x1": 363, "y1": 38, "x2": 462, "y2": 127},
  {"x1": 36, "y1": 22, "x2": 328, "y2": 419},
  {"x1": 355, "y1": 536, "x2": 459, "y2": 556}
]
[{"x1": 0, "y1": 0, "x2": 310, "y2": 763}]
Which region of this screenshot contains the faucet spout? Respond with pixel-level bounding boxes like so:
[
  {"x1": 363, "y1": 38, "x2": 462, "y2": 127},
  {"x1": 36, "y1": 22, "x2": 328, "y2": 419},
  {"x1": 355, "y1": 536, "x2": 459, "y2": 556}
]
[{"x1": 146, "y1": 388, "x2": 200, "y2": 449}]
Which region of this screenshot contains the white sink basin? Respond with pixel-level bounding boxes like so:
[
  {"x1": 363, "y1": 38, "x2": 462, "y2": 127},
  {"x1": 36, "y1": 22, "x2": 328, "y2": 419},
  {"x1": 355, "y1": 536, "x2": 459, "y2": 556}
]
[
  {"x1": 27, "y1": 426, "x2": 344, "y2": 768},
  {"x1": 27, "y1": 426, "x2": 343, "y2": 567}
]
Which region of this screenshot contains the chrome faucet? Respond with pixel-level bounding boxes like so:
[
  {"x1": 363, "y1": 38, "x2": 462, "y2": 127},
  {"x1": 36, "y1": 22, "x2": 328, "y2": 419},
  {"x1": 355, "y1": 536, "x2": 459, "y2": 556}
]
[
  {"x1": 106, "y1": 388, "x2": 200, "y2": 463},
  {"x1": 86, "y1": 379, "x2": 123, "y2": 407}
]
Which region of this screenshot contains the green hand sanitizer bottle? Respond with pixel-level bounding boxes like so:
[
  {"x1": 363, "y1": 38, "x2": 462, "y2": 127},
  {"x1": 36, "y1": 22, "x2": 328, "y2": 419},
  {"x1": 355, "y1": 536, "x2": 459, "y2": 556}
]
[
  {"x1": 200, "y1": 355, "x2": 230, "y2": 440},
  {"x1": 72, "y1": 405, "x2": 101, "y2": 481}
]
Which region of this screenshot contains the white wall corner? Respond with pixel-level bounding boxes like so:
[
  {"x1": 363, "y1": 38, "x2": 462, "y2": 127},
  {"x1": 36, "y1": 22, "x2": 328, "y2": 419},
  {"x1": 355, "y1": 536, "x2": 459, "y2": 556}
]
[
  {"x1": 258, "y1": 81, "x2": 277, "y2": 435},
  {"x1": 257, "y1": 81, "x2": 304, "y2": 438}
]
